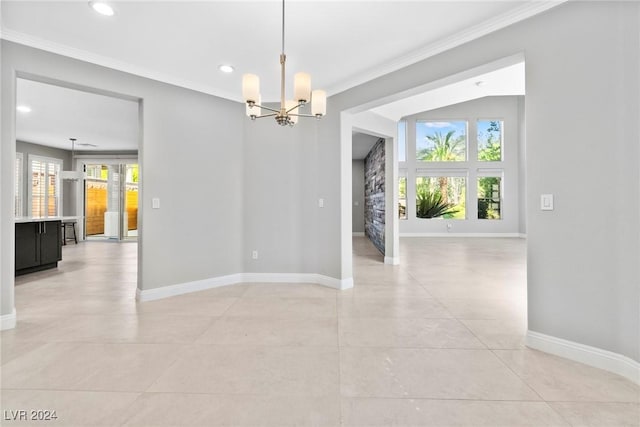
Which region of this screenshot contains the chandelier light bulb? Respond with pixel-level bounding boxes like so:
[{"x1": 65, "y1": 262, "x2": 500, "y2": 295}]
[
  {"x1": 241, "y1": 0, "x2": 326, "y2": 126},
  {"x1": 311, "y1": 90, "x2": 326, "y2": 117},
  {"x1": 294, "y1": 73, "x2": 311, "y2": 104},
  {"x1": 242, "y1": 74, "x2": 260, "y2": 104}
]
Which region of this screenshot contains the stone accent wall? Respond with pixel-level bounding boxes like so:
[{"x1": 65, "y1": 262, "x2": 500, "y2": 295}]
[{"x1": 364, "y1": 138, "x2": 385, "y2": 255}]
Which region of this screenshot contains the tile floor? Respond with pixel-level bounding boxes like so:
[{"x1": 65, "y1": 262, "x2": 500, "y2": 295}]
[{"x1": 1, "y1": 237, "x2": 638, "y2": 426}]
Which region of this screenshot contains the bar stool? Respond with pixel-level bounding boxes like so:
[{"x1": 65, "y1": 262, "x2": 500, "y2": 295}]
[{"x1": 62, "y1": 220, "x2": 78, "y2": 245}]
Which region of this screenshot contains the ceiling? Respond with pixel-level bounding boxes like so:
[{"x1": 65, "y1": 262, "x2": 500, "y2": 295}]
[
  {"x1": 1, "y1": 1, "x2": 560, "y2": 103},
  {"x1": 371, "y1": 61, "x2": 525, "y2": 121},
  {"x1": 3, "y1": 1, "x2": 554, "y2": 152},
  {"x1": 352, "y1": 132, "x2": 379, "y2": 160},
  {"x1": 16, "y1": 78, "x2": 139, "y2": 151}
]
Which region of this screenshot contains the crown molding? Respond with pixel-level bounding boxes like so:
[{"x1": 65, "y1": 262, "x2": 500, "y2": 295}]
[
  {"x1": 325, "y1": 0, "x2": 567, "y2": 96},
  {"x1": 0, "y1": 27, "x2": 241, "y2": 102},
  {"x1": 1, "y1": 1, "x2": 566, "y2": 100}
]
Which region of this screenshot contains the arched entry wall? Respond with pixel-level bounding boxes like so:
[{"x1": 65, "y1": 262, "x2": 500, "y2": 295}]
[{"x1": 351, "y1": 111, "x2": 399, "y2": 264}]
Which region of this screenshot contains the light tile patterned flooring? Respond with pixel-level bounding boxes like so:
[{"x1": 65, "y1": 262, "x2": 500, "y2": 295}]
[{"x1": 1, "y1": 237, "x2": 638, "y2": 426}]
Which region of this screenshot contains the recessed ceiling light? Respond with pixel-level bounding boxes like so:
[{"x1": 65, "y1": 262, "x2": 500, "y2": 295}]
[
  {"x1": 219, "y1": 65, "x2": 235, "y2": 73},
  {"x1": 89, "y1": 1, "x2": 114, "y2": 16},
  {"x1": 16, "y1": 105, "x2": 32, "y2": 113}
]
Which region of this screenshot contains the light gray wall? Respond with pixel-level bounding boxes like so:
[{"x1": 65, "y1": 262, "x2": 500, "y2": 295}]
[
  {"x1": 241, "y1": 116, "x2": 319, "y2": 274},
  {"x1": 399, "y1": 96, "x2": 521, "y2": 234},
  {"x1": 351, "y1": 111, "x2": 400, "y2": 263},
  {"x1": 522, "y1": 3, "x2": 638, "y2": 362},
  {"x1": 325, "y1": 2, "x2": 638, "y2": 361},
  {"x1": 352, "y1": 160, "x2": 365, "y2": 233},
  {"x1": 1, "y1": 40, "x2": 244, "y2": 319},
  {"x1": 2, "y1": 2, "x2": 637, "y2": 365},
  {"x1": 16, "y1": 140, "x2": 73, "y2": 216}
]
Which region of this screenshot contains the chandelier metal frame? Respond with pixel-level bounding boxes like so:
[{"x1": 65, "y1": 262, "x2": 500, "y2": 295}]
[{"x1": 242, "y1": 0, "x2": 326, "y2": 126}]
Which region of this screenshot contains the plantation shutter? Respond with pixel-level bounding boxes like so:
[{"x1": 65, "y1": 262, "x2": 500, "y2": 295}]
[
  {"x1": 15, "y1": 153, "x2": 23, "y2": 217},
  {"x1": 29, "y1": 155, "x2": 62, "y2": 218}
]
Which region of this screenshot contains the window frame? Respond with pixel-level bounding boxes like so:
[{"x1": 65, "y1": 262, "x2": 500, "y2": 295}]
[
  {"x1": 477, "y1": 169, "x2": 504, "y2": 220},
  {"x1": 415, "y1": 119, "x2": 469, "y2": 163},
  {"x1": 398, "y1": 170, "x2": 407, "y2": 220},
  {"x1": 476, "y1": 119, "x2": 504, "y2": 162},
  {"x1": 415, "y1": 170, "x2": 468, "y2": 220},
  {"x1": 397, "y1": 120, "x2": 407, "y2": 163}
]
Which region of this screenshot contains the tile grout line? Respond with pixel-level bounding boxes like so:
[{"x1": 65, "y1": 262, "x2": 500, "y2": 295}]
[{"x1": 488, "y1": 347, "x2": 548, "y2": 403}]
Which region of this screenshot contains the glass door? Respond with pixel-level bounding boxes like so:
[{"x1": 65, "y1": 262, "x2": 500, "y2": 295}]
[
  {"x1": 122, "y1": 163, "x2": 139, "y2": 240},
  {"x1": 84, "y1": 162, "x2": 138, "y2": 241}
]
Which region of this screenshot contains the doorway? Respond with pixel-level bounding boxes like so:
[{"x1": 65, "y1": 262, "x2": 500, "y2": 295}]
[{"x1": 83, "y1": 161, "x2": 139, "y2": 241}]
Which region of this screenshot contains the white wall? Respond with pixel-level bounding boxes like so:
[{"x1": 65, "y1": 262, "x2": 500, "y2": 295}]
[
  {"x1": 325, "y1": 2, "x2": 638, "y2": 362},
  {"x1": 351, "y1": 111, "x2": 400, "y2": 263},
  {"x1": 352, "y1": 160, "x2": 365, "y2": 233},
  {"x1": 399, "y1": 96, "x2": 521, "y2": 235}
]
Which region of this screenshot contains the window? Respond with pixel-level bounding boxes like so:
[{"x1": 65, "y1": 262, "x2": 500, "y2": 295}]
[
  {"x1": 416, "y1": 175, "x2": 466, "y2": 219},
  {"x1": 477, "y1": 120, "x2": 503, "y2": 161},
  {"x1": 416, "y1": 121, "x2": 467, "y2": 161},
  {"x1": 478, "y1": 174, "x2": 502, "y2": 220},
  {"x1": 398, "y1": 121, "x2": 407, "y2": 162},
  {"x1": 398, "y1": 174, "x2": 407, "y2": 220},
  {"x1": 29, "y1": 155, "x2": 62, "y2": 218},
  {"x1": 15, "y1": 153, "x2": 23, "y2": 217}
]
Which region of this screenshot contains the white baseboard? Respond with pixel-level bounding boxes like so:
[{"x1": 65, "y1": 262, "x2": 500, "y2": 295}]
[
  {"x1": 400, "y1": 232, "x2": 523, "y2": 238},
  {"x1": 518, "y1": 233, "x2": 527, "y2": 238},
  {"x1": 526, "y1": 330, "x2": 640, "y2": 385},
  {"x1": 1, "y1": 308, "x2": 17, "y2": 330},
  {"x1": 384, "y1": 256, "x2": 400, "y2": 265},
  {"x1": 352, "y1": 232, "x2": 365, "y2": 237},
  {"x1": 136, "y1": 273, "x2": 243, "y2": 302},
  {"x1": 136, "y1": 272, "x2": 353, "y2": 302}
]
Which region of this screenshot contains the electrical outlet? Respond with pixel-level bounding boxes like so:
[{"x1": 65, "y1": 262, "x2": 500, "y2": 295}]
[
  {"x1": 252, "y1": 250, "x2": 258, "y2": 260},
  {"x1": 447, "y1": 223, "x2": 453, "y2": 231}
]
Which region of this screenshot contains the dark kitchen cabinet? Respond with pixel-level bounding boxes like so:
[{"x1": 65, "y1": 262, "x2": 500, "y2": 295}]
[{"x1": 15, "y1": 220, "x2": 62, "y2": 275}]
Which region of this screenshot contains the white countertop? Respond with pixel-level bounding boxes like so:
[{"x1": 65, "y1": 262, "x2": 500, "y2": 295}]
[{"x1": 15, "y1": 216, "x2": 83, "y2": 223}]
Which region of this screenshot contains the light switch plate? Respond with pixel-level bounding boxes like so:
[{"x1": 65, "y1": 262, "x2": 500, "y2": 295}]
[
  {"x1": 541, "y1": 194, "x2": 553, "y2": 211},
  {"x1": 318, "y1": 198, "x2": 324, "y2": 208},
  {"x1": 152, "y1": 198, "x2": 160, "y2": 209}
]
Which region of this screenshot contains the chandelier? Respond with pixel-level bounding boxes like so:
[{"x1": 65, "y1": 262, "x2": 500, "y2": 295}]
[{"x1": 242, "y1": 0, "x2": 326, "y2": 126}]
